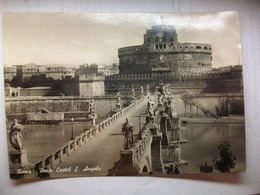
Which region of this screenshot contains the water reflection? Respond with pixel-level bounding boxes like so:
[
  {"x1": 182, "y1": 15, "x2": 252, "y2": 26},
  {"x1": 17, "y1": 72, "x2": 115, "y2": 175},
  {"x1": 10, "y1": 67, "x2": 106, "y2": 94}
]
[
  {"x1": 179, "y1": 123, "x2": 245, "y2": 173},
  {"x1": 9, "y1": 123, "x2": 90, "y2": 163}
]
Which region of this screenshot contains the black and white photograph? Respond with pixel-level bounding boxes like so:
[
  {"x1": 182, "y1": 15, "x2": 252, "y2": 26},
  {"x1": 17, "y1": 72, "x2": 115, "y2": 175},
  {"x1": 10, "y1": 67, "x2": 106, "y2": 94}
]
[{"x1": 3, "y1": 11, "x2": 245, "y2": 179}]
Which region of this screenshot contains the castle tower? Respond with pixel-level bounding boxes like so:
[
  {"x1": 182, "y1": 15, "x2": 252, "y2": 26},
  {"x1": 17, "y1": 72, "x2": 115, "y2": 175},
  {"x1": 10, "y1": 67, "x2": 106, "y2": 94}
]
[{"x1": 118, "y1": 24, "x2": 212, "y2": 75}]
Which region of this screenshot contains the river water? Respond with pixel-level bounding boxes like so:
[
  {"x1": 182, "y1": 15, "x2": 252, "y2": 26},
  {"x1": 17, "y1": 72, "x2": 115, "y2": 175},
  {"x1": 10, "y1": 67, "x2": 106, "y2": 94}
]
[
  {"x1": 7, "y1": 121, "x2": 245, "y2": 174},
  {"x1": 7, "y1": 123, "x2": 91, "y2": 164},
  {"x1": 179, "y1": 123, "x2": 246, "y2": 174}
]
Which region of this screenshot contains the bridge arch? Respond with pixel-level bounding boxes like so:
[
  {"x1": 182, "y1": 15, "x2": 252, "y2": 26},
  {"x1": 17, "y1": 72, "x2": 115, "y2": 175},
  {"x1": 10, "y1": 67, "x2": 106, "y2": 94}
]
[
  {"x1": 142, "y1": 165, "x2": 148, "y2": 173},
  {"x1": 140, "y1": 156, "x2": 151, "y2": 174}
]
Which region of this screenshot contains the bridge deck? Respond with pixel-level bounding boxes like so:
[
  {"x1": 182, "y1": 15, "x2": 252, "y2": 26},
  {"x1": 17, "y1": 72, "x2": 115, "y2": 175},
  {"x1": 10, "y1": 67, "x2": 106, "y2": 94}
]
[{"x1": 51, "y1": 99, "x2": 148, "y2": 178}]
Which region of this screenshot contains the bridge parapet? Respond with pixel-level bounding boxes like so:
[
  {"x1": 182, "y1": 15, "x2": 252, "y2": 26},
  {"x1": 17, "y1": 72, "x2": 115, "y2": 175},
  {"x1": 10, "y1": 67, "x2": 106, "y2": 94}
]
[{"x1": 132, "y1": 130, "x2": 152, "y2": 165}]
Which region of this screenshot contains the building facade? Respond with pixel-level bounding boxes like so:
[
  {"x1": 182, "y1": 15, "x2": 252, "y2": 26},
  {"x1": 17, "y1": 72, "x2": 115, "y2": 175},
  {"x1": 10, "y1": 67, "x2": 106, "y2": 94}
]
[
  {"x1": 76, "y1": 64, "x2": 99, "y2": 76},
  {"x1": 46, "y1": 65, "x2": 75, "y2": 80},
  {"x1": 98, "y1": 63, "x2": 119, "y2": 76},
  {"x1": 4, "y1": 63, "x2": 76, "y2": 83}
]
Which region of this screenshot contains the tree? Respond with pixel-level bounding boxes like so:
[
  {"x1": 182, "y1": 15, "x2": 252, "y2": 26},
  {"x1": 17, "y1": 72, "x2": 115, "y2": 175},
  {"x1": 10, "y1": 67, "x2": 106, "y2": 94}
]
[
  {"x1": 11, "y1": 74, "x2": 63, "y2": 96},
  {"x1": 213, "y1": 140, "x2": 236, "y2": 173},
  {"x1": 10, "y1": 75, "x2": 22, "y2": 87}
]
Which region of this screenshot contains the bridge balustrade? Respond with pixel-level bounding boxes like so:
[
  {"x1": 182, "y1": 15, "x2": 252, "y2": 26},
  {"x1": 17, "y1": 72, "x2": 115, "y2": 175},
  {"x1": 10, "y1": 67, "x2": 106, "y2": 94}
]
[{"x1": 130, "y1": 131, "x2": 151, "y2": 165}]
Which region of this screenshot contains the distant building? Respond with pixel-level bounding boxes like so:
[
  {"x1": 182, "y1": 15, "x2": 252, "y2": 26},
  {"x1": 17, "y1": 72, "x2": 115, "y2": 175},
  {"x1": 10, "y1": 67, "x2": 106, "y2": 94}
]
[
  {"x1": 98, "y1": 63, "x2": 119, "y2": 76},
  {"x1": 17, "y1": 63, "x2": 46, "y2": 79},
  {"x1": 4, "y1": 63, "x2": 76, "y2": 83},
  {"x1": 4, "y1": 65, "x2": 17, "y2": 81},
  {"x1": 76, "y1": 64, "x2": 98, "y2": 76},
  {"x1": 46, "y1": 65, "x2": 75, "y2": 80}
]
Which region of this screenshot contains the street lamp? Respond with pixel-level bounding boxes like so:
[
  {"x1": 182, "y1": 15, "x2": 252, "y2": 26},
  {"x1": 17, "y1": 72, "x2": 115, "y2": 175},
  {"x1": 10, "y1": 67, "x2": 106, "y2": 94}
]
[
  {"x1": 138, "y1": 115, "x2": 142, "y2": 140},
  {"x1": 70, "y1": 118, "x2": 74, "y2": 140},
  {"x1": 110, "y1": 102, "x2": 112, "y2": 117}
]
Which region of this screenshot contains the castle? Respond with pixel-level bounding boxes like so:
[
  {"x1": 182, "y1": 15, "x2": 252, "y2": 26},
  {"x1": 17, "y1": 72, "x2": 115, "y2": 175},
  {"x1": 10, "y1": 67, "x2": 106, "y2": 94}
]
[
  {"x1": 105, "y1": 24, "x2": 242, "y2": 95},
  {"x1": 118, "y1": 24, "x2": 212, "y2": 75}
]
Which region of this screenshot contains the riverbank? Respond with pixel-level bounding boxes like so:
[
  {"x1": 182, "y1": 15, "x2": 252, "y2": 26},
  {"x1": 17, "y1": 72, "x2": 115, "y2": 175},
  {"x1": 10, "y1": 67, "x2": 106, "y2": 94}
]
[{"x1": 180, "y1": 116, "x2": 245, "y2": 124}]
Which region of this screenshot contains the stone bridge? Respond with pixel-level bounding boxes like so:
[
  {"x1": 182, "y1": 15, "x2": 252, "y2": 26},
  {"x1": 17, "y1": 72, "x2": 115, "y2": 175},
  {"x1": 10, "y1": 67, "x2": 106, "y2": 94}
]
[{"x1": 12, "y1": 90, "x2": 241, "y2": 178}]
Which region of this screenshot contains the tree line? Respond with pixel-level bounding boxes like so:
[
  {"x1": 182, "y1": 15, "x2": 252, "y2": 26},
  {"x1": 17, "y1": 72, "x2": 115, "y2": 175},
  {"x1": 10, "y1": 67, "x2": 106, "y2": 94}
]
[{"x1": 8, "y1": 74, "x2": 63, "y2": 96}]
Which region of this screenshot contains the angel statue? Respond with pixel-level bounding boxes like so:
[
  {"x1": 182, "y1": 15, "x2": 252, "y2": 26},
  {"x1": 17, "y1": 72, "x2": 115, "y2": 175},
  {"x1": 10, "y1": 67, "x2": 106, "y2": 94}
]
[
  {"x1": 122, "y1": 118, "x2": 135, "y2": 150},
  {"x1": 9, "y1": 119, "x2": 24, "y2": 151}
]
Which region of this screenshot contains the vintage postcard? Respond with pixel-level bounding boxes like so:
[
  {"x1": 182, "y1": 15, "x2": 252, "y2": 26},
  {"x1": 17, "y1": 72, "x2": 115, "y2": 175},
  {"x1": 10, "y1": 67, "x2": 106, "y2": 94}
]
[{"x1": 3, "y1": 11, "x2": 245, "y2": 179}]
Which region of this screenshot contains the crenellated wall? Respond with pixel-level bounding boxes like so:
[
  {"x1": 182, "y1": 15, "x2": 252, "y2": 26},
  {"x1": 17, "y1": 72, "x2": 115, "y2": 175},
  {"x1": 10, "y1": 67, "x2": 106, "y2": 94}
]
[{"x1": 105, "y1": 66, "x2": 243, "y2": 95}]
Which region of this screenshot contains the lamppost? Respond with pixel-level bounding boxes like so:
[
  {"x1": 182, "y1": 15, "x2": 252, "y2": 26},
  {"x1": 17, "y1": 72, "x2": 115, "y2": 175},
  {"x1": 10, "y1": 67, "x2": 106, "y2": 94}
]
[
  {"x1": 110, "y1": 102, "x2": 112, "y2": 116},
  {"x1": 70, "y1": 118, "x2": 74, "y2": 140},
  {"x1": 138, "y1": 115, "x2": 142, "y2": 139}
]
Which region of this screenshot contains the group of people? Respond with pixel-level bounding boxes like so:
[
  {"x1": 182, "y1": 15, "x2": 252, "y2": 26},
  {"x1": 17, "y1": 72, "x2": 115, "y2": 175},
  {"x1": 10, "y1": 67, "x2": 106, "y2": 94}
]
[{"x1": 165, "y1": 164, "x2": 180, "y2": 174}]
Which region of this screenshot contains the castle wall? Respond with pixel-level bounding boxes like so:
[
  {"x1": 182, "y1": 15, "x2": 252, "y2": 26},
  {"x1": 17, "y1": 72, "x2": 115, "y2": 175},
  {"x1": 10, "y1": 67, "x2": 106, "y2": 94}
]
[
  {"x1": 105, "y1": 67, "x2": 243, "y2": 95},
  {"x1": 79, "y1": 81, "x2": 105, "y2": 96},
  {"x1": 63, "y1": 75, "x2": 105, "y2": 96}
]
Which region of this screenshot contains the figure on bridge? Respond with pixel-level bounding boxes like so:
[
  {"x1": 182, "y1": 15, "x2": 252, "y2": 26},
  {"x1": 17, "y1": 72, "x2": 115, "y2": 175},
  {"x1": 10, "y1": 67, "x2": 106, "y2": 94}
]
[
  {"x1": 122, "y1": 118, "x2": 134, "y2": 150},
  {"x1": 165, "y1": 84, "x2": 171, "y2": 96},
  {"x1": 157, "y1": 92, "x2": 163, "y2": 104},
  {"x1": 145, "y1": 84, "x2": 150, "y2": 97},
  {"x1": 89, "y1": 100, "x2": 95, "y2": 118},
  {"x1": 140, "y1": 86, "x2": 144, "y2": 97},
  {"x1": 147, "y1": 98, "x2": 155, "y2": 117},
  {"x1": 131, "y1": 88, "x2": 136, "y2": 98},
  {"x1": 117, "y1": 91, "x2": 121, "y2": 103},
  {"x1": 9, "y1": 119, "x2": 24, "y2": 151}
]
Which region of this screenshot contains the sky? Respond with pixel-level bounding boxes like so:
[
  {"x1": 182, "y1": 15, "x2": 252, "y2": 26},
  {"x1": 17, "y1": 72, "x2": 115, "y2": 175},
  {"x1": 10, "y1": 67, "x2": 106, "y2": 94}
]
[{"x1": 3, "y1": 11, "x2": 242, "y2": 68}]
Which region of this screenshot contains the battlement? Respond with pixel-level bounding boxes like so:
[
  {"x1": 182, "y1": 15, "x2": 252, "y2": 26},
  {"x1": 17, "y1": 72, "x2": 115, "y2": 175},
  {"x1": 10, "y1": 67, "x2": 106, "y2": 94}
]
[
  {"x1": 63, "y1": 74, "x2": 105, "y2": 82},
  {"x1": 106, "y1": 65, "x2": 242, "y2": 81}
]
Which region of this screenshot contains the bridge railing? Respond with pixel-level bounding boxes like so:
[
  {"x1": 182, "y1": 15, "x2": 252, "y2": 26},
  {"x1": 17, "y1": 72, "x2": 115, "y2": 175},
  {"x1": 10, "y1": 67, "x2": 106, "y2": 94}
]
[
  {"x1": 132, "y1": 130, "x2": 152, "y2": 165},
  {"x1": 32, "y1": 97, "x2": 145, "y2": 174}
]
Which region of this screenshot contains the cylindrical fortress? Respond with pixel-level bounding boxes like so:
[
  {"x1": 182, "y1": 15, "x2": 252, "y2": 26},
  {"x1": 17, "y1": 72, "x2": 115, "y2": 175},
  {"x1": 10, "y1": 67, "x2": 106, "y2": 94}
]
[{"x1": 118, "y1": 25, "x2": 212, "y2": 76}]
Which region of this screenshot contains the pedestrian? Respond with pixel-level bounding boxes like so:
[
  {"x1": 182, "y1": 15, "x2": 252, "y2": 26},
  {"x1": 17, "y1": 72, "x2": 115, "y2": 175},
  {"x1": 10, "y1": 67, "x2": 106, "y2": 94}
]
[{"x1": 174, "y1": 167, "x2": 180, "y2": 174}]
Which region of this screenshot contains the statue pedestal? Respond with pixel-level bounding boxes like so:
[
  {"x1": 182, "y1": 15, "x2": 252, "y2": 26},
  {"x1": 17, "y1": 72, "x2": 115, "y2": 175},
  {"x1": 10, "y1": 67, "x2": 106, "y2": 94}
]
[
  {"x1": 115, "y1": 103, "x2": 122, "y2": 112},
  {"x1": 114, "y1": 150, "x2": 139, "y2": 176},
  {"x1": 9, "y1": 150, "x2": 34, "y2": 179},
  {"x1": 9, "y1": 149, "x2": 28, "y2": 168}
]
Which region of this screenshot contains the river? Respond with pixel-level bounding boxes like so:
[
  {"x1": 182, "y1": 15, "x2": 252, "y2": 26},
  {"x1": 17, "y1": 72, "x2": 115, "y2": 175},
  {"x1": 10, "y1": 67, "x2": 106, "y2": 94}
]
[
  {"x1": 7, "y1": 121, "x2": 245, "y2": 174},
  {"x1": 178, "y1": 123, "x2": 246, "y2": 173}
]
